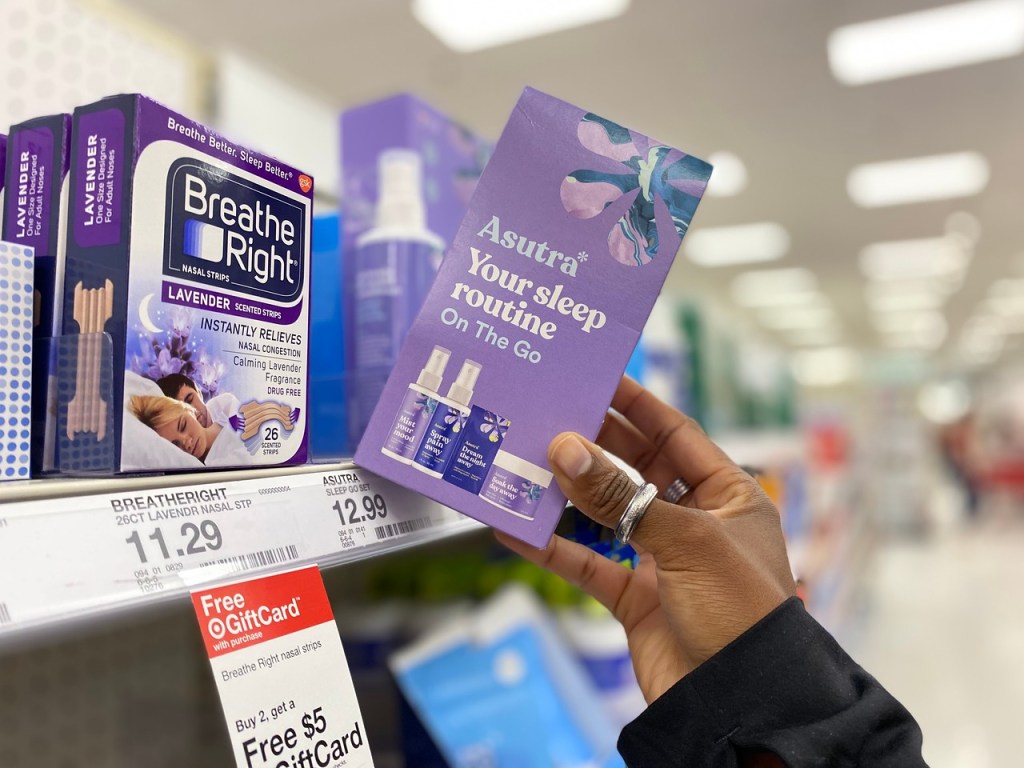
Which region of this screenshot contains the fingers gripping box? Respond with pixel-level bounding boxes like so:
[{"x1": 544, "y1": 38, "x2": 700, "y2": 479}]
[
  {"x1": 61, "y1": 95, "x2": 313, "y2": 473},
  {"x1": 355, "y1": 88, "x2": 711, "y2": 546}
]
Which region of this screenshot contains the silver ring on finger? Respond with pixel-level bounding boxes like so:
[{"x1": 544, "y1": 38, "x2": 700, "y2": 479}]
[
  {"x1": 663, "y1": 477, "x2": 692, "y2": 505},
  {"x1": 614, "y1": 482, "x2": 658, "y2": 544}
]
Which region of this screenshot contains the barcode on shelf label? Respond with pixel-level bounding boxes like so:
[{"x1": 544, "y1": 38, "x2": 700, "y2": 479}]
[
  {"x1": 200, "y1": 544, "x2": 300, "y2": 573},
  {"x1": 0, "y1": 602, "x2": 10, "y2": 625},
  {"x1": 374, "y1": 518, "x2": 432, "y2": 541}
]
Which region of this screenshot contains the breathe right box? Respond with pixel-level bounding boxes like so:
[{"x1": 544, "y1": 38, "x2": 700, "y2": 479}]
[{"x1": 356, "y1": 88, "x2": 711, "y2": 547}]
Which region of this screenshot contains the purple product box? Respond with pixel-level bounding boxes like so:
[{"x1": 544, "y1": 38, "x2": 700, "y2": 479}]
[
  {"x1": 2, "y1": 114, "x2": 72, "y2": 474},
  {"x1": 61, "y1": 94, "x2": 314, "y2": 474},
  {"x1": 356, "y1": 88, "x2": 711, "y2": 546},
  {"x1": 0, "y1": 135, "x2": 6, "y2": 201},
  {"x1": 341, "y1": 94, "x2": 492, "y2": 446}
]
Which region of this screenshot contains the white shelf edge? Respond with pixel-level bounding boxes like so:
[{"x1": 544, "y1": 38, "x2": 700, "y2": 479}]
[{"x1": 0, "y1": 461, "x2": 486, "y2": 648}]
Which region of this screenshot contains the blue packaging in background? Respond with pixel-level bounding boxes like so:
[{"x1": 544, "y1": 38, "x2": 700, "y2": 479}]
[
  {"x1": 390, "y1": 585, "x2": 624, "y2": 768},
  {"x1": 309, "y1": 212, "x2": 349, "y2": 461},
  {"x1": 0, "y1": 241, "x2": 35, "y2": 481},
  {"x1": 2, "y1": 113, "x2": 72, "y2": 475}
]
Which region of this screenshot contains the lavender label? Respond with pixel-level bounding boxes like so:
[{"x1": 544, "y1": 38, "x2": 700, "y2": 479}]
[
  {"x1": 382, "y1": 386, "x2": 439, "y2": 461},
  {"x1": 413, "y1": 404, "x2": 468, "y2": 476},
  {"x1": 479, "y1": 450, "x2": 551, "y2": 519},
  {"x1": 73, "y1": 109, "x2": 124, "y2": 248},
  {"x1": 442, "y1": 405, "x2": 509, "y2": 493},
  {"x1": 5, "y1": 126, "x2": 54, "y2": 254},
  {"x1": 480, "y1": 469, "x2": 546, "y2": 519}
]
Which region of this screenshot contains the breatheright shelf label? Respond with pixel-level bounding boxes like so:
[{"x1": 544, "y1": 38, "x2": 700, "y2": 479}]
[
  {"x1": 192, "y1": 566, "x2": 374, "y2": 768},
  {"x1": 0, "y1": 468, "x2": 473, "y2": 636}
]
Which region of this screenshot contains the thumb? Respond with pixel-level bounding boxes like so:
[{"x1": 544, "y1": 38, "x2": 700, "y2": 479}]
[{"x1": 549, "y1": 432, "x2": 720, "y2": 567}]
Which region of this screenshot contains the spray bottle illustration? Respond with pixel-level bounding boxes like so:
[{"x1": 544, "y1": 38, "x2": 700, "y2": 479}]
[{"x1": 381, "y1": 345, "x2": 451, "y2": 463}]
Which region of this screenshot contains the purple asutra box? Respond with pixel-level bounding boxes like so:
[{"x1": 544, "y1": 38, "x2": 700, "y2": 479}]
[
  {"x1": 355, "y1": 88, "x2": 711, "y2": 546},
  {"x1": 2, "y1": 113, "x2": 72, "y2": 474},
  {"x1": 61, "y1": 94, "x2": 314, "y2": 473}
]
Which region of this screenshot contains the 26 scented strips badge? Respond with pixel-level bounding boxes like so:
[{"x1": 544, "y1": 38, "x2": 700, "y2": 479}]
[{"x1": 191, "y1": 566, "x2": 374, "y2": 768}]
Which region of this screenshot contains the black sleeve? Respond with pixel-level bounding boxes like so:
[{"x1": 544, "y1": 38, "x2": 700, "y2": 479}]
[{"x1": 617, "y1": 597, "x2": 927, "y2": 767}]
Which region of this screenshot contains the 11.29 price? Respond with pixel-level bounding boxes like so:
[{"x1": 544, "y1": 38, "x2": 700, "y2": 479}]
[{"x1": 125, "y1": 519, "x2": 223, "y2": 563}]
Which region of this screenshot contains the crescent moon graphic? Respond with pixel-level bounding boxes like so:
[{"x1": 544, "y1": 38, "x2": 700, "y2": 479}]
[{"x1": 138, "y1": 293, "x2": 163, "y2": 334}]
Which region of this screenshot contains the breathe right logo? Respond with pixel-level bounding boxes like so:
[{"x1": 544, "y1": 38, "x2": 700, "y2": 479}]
[
  {"x1": 184, "y1": 219, "x2": 225, "y2": 263},
  {"x1": 164, "y1": 158, "x2": 307, "y2": 303}
]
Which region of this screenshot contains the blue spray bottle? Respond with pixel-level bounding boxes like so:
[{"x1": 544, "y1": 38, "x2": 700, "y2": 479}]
[{"x1": 350, "y1": 149, "x2": 443, "y2": 442}]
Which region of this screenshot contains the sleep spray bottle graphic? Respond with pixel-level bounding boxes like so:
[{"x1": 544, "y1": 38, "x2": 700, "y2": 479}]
[
  {"x1": 381, "y1": 345, "x2": 451, "y2": 463},
  {"x1": 412, "y1": 359, "x2": 482, "y2": 477}
]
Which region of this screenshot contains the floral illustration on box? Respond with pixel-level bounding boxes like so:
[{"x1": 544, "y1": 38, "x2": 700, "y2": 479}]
[
  {"x1": 416, "y1": 394, "x2": 440, "y2": 416},
  {"x1": 443, "y1": 407, "x2": 468, "y2": 433},
  {"x1": 560, "y1": 113, "x2": 710, "y2": 267},
  {"x1": 480, "y1": 412, "x2": 510, "y2": 443},
  {"x1": 129, "y1": 306, "x2": 225, "y2": 398},
  {"x1": 520, "y1": 481, "x2": 544, "y2": 503}
]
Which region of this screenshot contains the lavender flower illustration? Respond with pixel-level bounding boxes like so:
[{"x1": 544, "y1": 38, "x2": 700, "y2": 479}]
[
  {"x1": 560, "y1": 113, "x2": 711, "y2": 267},
  {"x1": 415, "y1": 395, "x2": 440, "y2": 416},
  {"x1": 520, "y1": 481, "x2": 544, "y2": 503},
  {"x1": 480, "y1": 413, "x2": 510, "y2": 443},
  {"x1": 443, "y1": 408, "x2": 467, "y2": 433},
  {"x1": 129, "y1": 306, "x2": 225, "y2": 398}
]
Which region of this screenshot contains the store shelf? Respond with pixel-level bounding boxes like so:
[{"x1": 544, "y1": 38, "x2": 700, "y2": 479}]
[{"x1": 0, "y1": 462, "x2": 482, "y2": 647}]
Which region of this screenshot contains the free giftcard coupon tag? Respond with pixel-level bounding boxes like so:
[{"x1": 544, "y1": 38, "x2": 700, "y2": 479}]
[{"x1": 191, "y1": 565, "x2": 375, "y2": 768}]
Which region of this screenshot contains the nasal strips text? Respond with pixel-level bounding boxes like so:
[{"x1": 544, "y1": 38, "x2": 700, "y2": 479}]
[{"x1": 201, "y1": 591, "x2": 302, "y2": 648}]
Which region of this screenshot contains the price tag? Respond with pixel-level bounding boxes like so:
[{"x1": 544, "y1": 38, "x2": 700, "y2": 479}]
[
  {"x1": 192, "y1": 565, "x2": 374, "y2": 768},
  {"x1": 0, "y1": 479, "x2": 306, "y2": 630},
  {"x1": 309, "y1": 469, "x2": 468, "y2": 557},
  {"x1": 0, "y1": 466, "x2": 478, "y2": 637}
]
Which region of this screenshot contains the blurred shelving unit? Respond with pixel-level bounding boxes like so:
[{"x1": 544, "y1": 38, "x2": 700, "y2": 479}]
[{"x1": 715, "y1": 427, "x2": 873, "y2": 634}]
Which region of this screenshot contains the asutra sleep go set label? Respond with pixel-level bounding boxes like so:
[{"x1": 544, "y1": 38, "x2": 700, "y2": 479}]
[
  {"x1": 60, "y1": 94, "x2": 313, "y2": 473},
  {"x1": 356, "y1": 87, "x2": 711, "y2": 546}
]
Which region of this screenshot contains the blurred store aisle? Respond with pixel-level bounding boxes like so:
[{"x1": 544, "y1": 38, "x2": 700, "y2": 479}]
[{"x1": 849, "y1": 517, "x2": 1024, "y2": 768}]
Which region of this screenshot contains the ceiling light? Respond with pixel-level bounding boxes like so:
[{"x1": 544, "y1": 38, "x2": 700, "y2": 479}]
[
  {"x1": 412, "y1": 0, "x2": 630, "y2": 53},
  {"x1": 882, "y1": 327, "x2": 948, "y2": 350},
  {"x1": 847, "y1": 152, "x2": 989, "y2": 207},
  {"x1": 918, "y1": 381, "x2": 972, "y2": 424},
  {"x1": 963, "y1": 314, "x2": 1007, "y2": 338},
  {"x1": 828, "y1": 0, "x2": 1024, "y2": 85},
  {"x1": 685, "y1": 222, "x2": 789, "y2": 267},
  {"x1": 758, "y1": 305, "x2": 834, "y2": 330},
  {"x1": 872, "y1": 310, "x2": 946, "y2": 335},
  {"x1": 791, "y1": 347, "x2": 860, "y2": 387},
  {"x1": 859, "y1": 236, "x2": 969, "y2": 281},
  {"x1": 945, "y1": 211, "x2": 982, "y2": 247},
  {"x1": 867, "y1": 289, "x2": 945, "y2": 313},
  {"x1": 783, "y1": 326, "x2": 843, "y2": 346},
  {"x1": 875, "y1": 311, "x2": 948, "y2": 350},
  {"x1": 985, "y1": 278, "x2": 1024, "y2": 315},
  {"x1": 705, "y1": 151, "x2": 748, "y2": 197},
  {"x1": 959, "y1": 318, "x2": 1005, "y2": 363},
  {"x1": 731, "y1": 267, "x2": 819, "y2": 306}
]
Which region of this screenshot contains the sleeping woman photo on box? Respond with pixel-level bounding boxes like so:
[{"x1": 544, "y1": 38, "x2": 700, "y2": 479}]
[
  {"x1": 128, "y1": 394, "x2": 252, "y2": 467},
  {"x1": 155, "y1": 373, "x2": 241, "y2": 430}
]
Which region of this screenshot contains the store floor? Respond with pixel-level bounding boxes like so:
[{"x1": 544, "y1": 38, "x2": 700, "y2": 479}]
[{"x1": 848, "y1": 510, "x2": 1024, "y2": 768}]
